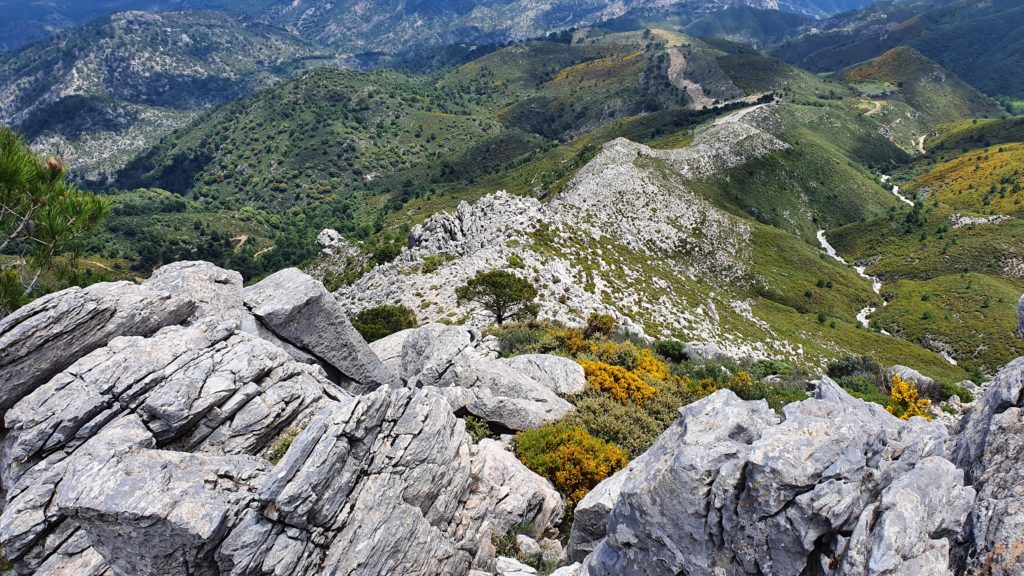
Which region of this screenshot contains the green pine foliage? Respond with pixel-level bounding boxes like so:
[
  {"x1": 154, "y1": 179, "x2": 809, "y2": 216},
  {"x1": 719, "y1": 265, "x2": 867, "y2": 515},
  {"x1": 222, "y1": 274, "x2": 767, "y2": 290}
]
[{"x1": 0, "y1": 128, "x2": 110, "y2": 314}]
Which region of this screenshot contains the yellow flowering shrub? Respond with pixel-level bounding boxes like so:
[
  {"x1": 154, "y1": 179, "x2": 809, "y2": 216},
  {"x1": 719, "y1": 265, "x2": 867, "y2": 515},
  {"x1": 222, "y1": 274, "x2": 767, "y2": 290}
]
[
  {"x1": 688, "y1": 376, "x2": 721, "y2": 398},
  {"x1": 580, "y1": 360, "x2": 658, "y2": 405},
  {"x1": 515, "y1": 424, "x2": 629, "y2": 503},
  {"x1": 585, "y1": 339, "x2": 640, "y2": 370},
  {"x1": 550, "y1": 327, "x2": 588, "y2": 356},
  {"x1": 886, "y1": 375, "x2": 933, "y2": 420},
  {"x1": 635, "y1": 348, "x2": 669, "y2": 380}
]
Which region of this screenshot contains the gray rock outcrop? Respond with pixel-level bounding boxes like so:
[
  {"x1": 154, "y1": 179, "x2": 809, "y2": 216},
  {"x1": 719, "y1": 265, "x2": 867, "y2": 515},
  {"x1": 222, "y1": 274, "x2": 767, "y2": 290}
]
[
  {"x1": 952, "y1": 357, "x2": 1024, "y2": 575},
  {"x1": 0, "y1": 261, "x2": 564, "y2": 576},
  {"x1": 577, "y1": 379, "x2": 974, "y2": 576},
  {"x1": 57, "y1": 416, "x2": 267, "y2": 576},
  {"x1": 504, "y1": 354, "x2": 586, "y2": 396},
  {"x1": 888, "y1": 364, "x2": 941, "y2": 400},
  {"x1": 372, "y1": 324, "x2": 575, "y2": 430},
  {"x1": 244, "y1": 268, "x2": 398, "y2": 393},
  {"x1": 1018, "y1": 294, "x2": 1024, "y2": 339},
  {"x1": 567, "y1": 467, "x2": 628, "y2": 562},
  {"x1": 0, "y1": 280, "x2": 193, "y2": 411},
  {"x1": 143, "y1": 260, "x2": 244, "y2": 326},
  {"x1": 316, "y1": 229, "x2": 343, "y2": 254}
]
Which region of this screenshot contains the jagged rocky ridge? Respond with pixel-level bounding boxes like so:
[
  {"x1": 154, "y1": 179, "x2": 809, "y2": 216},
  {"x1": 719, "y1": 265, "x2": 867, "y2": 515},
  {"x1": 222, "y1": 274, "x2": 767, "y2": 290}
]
[
  {"x1": 337, "y1": 104, "x2": 790, "y2": 357},
  {"x1": 1, "y1": 259, "x2": 1023, "y2": 575}
]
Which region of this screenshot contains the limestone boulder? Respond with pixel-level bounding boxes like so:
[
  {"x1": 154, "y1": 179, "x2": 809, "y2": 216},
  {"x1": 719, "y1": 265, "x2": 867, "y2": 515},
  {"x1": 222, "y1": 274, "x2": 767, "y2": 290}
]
[
  {"x1": 952, "y1": 357, "x2": 1024, "y2": 575},
  {"x1": 503, "y1": 354, "x2": 586, "y2": 395},
  {"x1": 0, "y1": 280, "x2": 193, "y2": 411},
  {"x1": 244, "y1": 268, "x2": 398, "y2": 393},
  {"x1": 579, "y1": 380, "x2": 972, "y2": 576}
]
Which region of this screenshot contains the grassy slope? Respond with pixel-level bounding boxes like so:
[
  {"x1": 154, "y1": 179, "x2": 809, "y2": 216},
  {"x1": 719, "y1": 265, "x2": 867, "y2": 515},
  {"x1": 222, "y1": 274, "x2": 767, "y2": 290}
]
[
  {"x1": 828, "y1": 137, "x2": 1024, "y2": 373},
  {"x1": 909, "y1": 143, "x2": 1024, "y2": 216}
]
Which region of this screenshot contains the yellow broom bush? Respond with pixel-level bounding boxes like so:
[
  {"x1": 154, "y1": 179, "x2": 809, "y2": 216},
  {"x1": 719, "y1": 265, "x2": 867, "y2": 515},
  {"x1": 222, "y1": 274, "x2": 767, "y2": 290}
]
[
  {"x1": 886, "y1": 375, "x2": 932, "y2": 420},
  {"x1": 515, "y1": 424, "x2": 629, "y2": 503},
  {"x1": 580, "y1": 360, "x2": 658, "y2": 405}
]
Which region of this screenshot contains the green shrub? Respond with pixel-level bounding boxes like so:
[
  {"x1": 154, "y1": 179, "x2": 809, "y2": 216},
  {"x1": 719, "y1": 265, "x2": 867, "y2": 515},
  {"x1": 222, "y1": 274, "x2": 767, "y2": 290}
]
[
  {"x1": 487, "y1": 320, "x2": 559, "y2": 356},
  {"x1": 750, "y1": 359, "x2": 793, "y2": 380},
  {"x1": 507, "y1": 253, "x2": 525, "y2": 268},
  {"x1": 268, "y1": 427, "x2": 301, "y2": 465},
  {"x1": 352, "y1": 304, "x2": 418, "y2": 342},
  {"x1": 836, "y1": 375, "x2": 891, "y2": 407},
  {"x1": 462, "y1": 414, "x2": 492, "y2": 443},
  {"x1": 516, "y1": 424, "x2": 628, "y2": 504},
  {"x1": 653, "y1": 339, "x2": 688, "y2": 363},
  {"x1": 939, "y1": 381, "x2": 975, "y2": 403},
  {"x1": 421, "y1": 254, "x2": 455, "y2": 273},
  {"x1": 563, "y1": 392, "x2": 666, "y2": 458},
  {"x1": 827, "y1": 355, "x2": 882, "y2": 380},
  {"x1": 584, "y1": 313, "x2": 616, "y2": 339}
]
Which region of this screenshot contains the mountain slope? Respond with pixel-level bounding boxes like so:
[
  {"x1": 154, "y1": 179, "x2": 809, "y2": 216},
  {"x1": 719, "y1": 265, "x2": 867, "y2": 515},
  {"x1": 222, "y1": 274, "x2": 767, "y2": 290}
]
[
  {"x1": 0, "y1": 11, "x2": 334, "y2": 182},
  {"x1": 842, "y1": 47, "x2": 1003, "y2": 126},
  {"x1": 682, "y1": 6, "x2": 811, "y2": 47},
  {"x1": 773, "y1": 0, "x2": 1024, "y2": 99},
  {"x1": 334, "y1": 104, "x2": 965, "y2": 382},
  {"x1": 0, "y1": 0, "x2": 880, "y2": 55}
]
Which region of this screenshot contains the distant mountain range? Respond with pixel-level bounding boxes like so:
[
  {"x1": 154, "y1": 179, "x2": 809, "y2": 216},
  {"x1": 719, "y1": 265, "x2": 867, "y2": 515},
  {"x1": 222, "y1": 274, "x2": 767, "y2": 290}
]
[
  {"x1": 1, "y1": 0, "x2": 880, "y2": 53},
  {"x1": 0, "y1": 11, "x2": 335, "y2": 182},
  {"x1": 773, "y1": 0, "x2": 1024, "y2": 99}
]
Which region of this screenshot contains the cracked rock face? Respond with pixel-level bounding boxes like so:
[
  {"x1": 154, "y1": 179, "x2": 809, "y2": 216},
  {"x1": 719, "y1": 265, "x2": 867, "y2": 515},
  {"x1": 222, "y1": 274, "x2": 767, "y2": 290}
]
[
  {"x1": 244, "y1": 268, "x2": 399, "y2": 393},
  {"x1": 0, "y1": 280, "x2": 194, "y2": 412},
  {"x1": 952, "y1": 357, "x2": 1024, "y2": 575},
  {"x1": 0, "y1": 261, "x2": 564, "y2": 576},
  {"x1": 57, "y1": 416, "x2": 267, "y2": 576},
  {"x1": 373, "y1": 324, "x2": 575, "y2": 430},
  {"x1": 576, "y1": 380, "x2": 974, "y2": 576}
]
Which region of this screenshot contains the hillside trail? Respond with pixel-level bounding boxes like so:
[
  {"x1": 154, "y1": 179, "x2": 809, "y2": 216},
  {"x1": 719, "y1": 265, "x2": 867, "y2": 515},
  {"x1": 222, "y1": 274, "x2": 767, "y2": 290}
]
[
  {"x1": 667, "y1": 48, "x2": 716, "y2": 110},
  {"x1": 864, "y1": 100, "x2": 884, "y2": 116}
]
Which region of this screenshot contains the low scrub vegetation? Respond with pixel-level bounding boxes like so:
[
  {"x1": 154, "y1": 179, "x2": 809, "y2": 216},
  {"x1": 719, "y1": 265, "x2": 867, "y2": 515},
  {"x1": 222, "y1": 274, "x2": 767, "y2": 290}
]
[
  {"x1": 351, "y1": 304, "x2": 418, "y2": 342},
  {"x1": 497, "y1": 317, "x2": 810, "y2": 508}
]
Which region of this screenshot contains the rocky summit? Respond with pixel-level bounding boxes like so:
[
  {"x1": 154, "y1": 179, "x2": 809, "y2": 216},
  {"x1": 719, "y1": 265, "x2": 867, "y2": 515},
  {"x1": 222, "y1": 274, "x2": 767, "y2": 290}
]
[{"x1": 0, "y1": 260, "x2": 1019, "y2": 575}]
